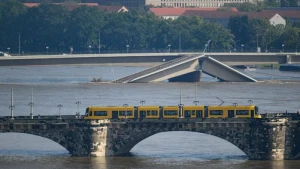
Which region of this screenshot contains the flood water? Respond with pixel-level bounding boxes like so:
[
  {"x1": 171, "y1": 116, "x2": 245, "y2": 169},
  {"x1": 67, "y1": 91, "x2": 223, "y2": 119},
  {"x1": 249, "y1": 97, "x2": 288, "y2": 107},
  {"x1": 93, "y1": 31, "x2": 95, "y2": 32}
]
[{"x1": 0, "y1": 64, "x2": 300, "y2": 169}]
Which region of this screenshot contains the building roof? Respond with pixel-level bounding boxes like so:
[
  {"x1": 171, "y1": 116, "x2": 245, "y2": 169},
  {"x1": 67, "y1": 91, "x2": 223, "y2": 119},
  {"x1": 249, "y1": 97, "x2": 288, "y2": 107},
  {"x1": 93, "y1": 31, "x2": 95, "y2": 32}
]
[
  {"x1": 148, "y1": 7, "x2": 238, "y2": 16},
  {"x1": 96, "y1": 6, "x2": 128, "y2": 12},
  {"x1": 182, "y1": 11, "x2": 293, "y2": 20}
]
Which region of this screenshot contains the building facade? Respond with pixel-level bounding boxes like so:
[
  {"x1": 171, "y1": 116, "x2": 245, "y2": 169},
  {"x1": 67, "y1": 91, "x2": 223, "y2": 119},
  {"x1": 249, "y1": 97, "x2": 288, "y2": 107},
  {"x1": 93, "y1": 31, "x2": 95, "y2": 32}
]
[{"x1": 85, "y1": 0, "x2": 258, "y2": 8}]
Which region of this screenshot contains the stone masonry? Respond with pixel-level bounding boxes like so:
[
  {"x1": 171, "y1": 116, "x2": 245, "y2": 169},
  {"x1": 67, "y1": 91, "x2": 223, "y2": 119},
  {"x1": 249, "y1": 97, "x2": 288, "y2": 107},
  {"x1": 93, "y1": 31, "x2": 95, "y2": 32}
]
[{"x1": 0, "y1": 116, "x2": 300, "y2": 160}]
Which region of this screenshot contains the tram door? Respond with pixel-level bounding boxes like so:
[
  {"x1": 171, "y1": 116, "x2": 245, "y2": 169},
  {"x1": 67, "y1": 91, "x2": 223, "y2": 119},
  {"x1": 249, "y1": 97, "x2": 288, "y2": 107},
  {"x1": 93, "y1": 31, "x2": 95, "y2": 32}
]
[
  {"x1": 184, "y1": 110, "x2": 191, "y2": 118},
  {"x1": 251, "y1": 110, "x2": 254, "y2": 118},
  {"x1": 112, "y1": 111, "x2": 118, "y2": 119},
  {"x1": 196, "y1": 110, "x2": 202, "y2": 118},
  {"x1": 228, "y1": 110, "x2": 235, "y2": 118},
  {"x1": 140, "y1": 111, "x2": 146, "y2": 118}
]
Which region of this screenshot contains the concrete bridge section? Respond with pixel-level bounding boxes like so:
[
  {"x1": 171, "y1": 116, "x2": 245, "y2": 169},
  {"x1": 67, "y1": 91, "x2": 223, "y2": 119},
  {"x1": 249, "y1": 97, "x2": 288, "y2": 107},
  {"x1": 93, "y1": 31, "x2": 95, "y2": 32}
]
[
  {"x1": 200, "y1": 57, "x2": 257, "y2": 82},
  {"x1": 1, "y1": 116, "x2": 300, "y2": 160},
  {"x1": 113, "y1": 55, "x2": 257, "y2": 83},
  {"x1": 0, "y1": 53, "x2": 299, "y2": 66}
]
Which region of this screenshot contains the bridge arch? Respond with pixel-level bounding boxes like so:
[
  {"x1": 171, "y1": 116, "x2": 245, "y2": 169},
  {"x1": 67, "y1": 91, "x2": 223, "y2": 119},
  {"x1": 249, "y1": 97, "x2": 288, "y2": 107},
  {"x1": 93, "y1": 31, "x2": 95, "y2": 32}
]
[
  {"x1": 0, "y1": 131, "x2": 71, "y2": 155},
  {"x1": 130, "y1": 131, "x2": 247, "y2": 158},
  {"x1": 107, "y1": 122, "x2": 252, "y2": 159}
]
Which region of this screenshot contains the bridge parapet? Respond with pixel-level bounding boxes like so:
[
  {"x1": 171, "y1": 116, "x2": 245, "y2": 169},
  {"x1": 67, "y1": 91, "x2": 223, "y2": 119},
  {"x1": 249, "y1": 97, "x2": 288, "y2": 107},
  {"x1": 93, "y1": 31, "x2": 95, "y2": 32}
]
[{"x1": 1, "y1": 117, "x2": 300, "y2": 160}]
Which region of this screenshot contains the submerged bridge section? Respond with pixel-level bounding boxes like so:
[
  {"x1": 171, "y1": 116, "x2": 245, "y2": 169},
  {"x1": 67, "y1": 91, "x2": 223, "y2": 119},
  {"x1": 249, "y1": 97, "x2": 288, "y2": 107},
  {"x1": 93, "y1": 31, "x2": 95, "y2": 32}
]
[
  {"x1": 113, "y1": 54, "x2": 257, "y2": 83},
  {"x1": 1, "y1": 116, "x2": 300, "y2": 160}
]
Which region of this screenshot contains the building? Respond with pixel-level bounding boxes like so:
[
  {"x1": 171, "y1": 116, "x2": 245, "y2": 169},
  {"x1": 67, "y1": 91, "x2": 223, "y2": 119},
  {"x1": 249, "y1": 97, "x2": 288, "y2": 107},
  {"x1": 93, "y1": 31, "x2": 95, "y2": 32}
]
[
  {"x1": 85, "y1": 0, "x2": 260, "y2": 8},
  {"x1": 148, "y1": 7, "x2": 237, "y2": 20},
  {"x1": 149, "y1": 8, "x2": 288, "y2": 27}
]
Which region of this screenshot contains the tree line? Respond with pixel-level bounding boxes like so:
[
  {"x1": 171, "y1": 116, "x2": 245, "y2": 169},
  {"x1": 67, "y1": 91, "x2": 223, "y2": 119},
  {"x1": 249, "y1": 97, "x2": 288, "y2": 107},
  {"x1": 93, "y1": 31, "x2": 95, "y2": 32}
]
[{"x1": 0, "y1": 0, "x2": 299, "y2": 55}]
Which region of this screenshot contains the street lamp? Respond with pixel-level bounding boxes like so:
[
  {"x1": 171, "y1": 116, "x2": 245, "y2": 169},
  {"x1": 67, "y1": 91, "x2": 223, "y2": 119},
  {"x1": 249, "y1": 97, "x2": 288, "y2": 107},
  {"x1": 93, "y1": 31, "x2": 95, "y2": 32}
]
[
  {"x1": 17, "y1": 32, "x2": 21, "y2": 56},
  {"x1": 140, "y1": 100, "x2": 145, "y2": 106},
  {"x1": 241, "y1": 44, "x2": 244, "y2": 52},
  {"x1": 123, "y1": 104, "x2": 128, "y2": 118},
  {"x1": 76, "y1": 101, "x2": 81, "y2": 118},
  {"x1": 7, "y1": 47, "x2": 10, "y2": 54},
  {"x1": 282, "y1": 44, "x2": 284, "y2": 52},
  {"x1": 168, "y1": 44, "x2": 171, "y2": 53},
  {"x1": 29, "y1": 88, "x2": 34, "y2": 119},
  {"x1": 233, "y1": 103, "x2": 238, "y2": 117},
  {"x1": 296, "y1": 42, "x2": 300, "y2": 53},
  {"x1": 57, "y1": 104, "x2": 63, "y2": 119},
  {"x1": 46, "y1": 46, "x2": 49, "y2": 55},
  {"x1": 266, "y1": 41, "x2": 272, "y2": 53},
  {"x1": 234, "y1": 40, "x2": 240, "y2": 52},
  {"x1": 126, "y1": 45, "x2": 129, "y2": 53}
]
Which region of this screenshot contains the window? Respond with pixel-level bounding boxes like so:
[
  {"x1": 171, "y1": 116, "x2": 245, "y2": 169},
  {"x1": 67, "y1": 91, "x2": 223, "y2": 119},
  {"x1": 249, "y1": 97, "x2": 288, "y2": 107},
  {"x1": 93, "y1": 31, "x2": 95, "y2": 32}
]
[
  {"x1": 210, "y1": 110, "x2": 223, "y2": 115},
  {"x1": 89, "y1": 111, "x2": 92, "y2": 116},
  {"x1": 119, "y1": 111, "x2": 133, "y2": 116},
  {"x1": 236, "y1": 110, "x2": 249, "y2": 115},
  {"x1": 164, "y1": 110, "x2": 178, "y2": 115},
  {"x1": 94, "y1": 111, "x2": 107, "y2": 116},
  {"x1": 147, "y1": 111, "x2": 150, "y2": 116},
  {"x1": 151, "y1": 110, "x2": 158, "y2": 116}
]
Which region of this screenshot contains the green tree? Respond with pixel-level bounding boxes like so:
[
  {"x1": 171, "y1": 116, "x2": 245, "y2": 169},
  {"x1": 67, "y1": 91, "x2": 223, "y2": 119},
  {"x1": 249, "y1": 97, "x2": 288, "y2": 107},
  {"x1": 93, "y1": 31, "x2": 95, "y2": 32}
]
[
  {"x1": 65, "y1": 6, "x2": 105, "y2": 53},
  {"x1": 22, "y1": 3, "x2": 69, "y2": 53}
]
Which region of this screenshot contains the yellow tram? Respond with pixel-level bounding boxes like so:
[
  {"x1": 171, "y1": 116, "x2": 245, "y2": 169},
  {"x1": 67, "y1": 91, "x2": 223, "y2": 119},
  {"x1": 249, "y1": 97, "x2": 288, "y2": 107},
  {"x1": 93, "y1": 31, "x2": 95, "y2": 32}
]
[{"x1": 84, "y1": 105, "x2": 261, "y2": 119}]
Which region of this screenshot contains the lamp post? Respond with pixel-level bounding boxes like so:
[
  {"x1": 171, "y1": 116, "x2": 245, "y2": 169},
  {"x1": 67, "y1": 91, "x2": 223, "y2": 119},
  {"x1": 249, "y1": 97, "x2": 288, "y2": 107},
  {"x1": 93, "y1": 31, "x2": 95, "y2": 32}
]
[
  {"x1": 29, "y1": 88, "x2": 34, "y2": 119},
  {"x1": 17, "y1": 32, "x2": 21, "y2": 56},
  {"x1": 57, "y1": 104, "x2": 63, "y2": 119},
  {"x1": 7, "y1": 47, "x2": 10, "y2": 54},
  {"x1": 123, "y1": 104, "x2": 128, "y2": 118},
  {"x1": 241, "y1": 44, "x2": 244, "y2": 52},
  {"x1": 296, "y1": 42, "x2": 300, "y2": 53},
  {"x1": 233, "y1": 103, "x2": 238, "y2": 117},
  {"x1": 266, "y1": 41, "x2": 272, "y2": 53},
  {"x1": 9, "y1": 87, "x2": 15, "y2": 120},
  {"x1": 282, "y1": 44, "x2": 284, "y2": 52},
  {"x1": 99, "y1": 30, "x2": 101, "y2": 54},
  {"x1": 234, "y1": 40, "x2": 240, "y2": 52},
  {"x1": 168, "y1": 44, "x2": 171, "y2": 53},
  {"x1": 126, "y1": 45, "x2": 129, "y2": 53},
  {"x1": 46, "y1": 46, "x2": 49, "y2": 55},
  {"x1": 76, "y1": 101, "x2": 81, "y2": 117},
  {"x1": 140, "y1": 100, "x2": 145, "y2": 106}
]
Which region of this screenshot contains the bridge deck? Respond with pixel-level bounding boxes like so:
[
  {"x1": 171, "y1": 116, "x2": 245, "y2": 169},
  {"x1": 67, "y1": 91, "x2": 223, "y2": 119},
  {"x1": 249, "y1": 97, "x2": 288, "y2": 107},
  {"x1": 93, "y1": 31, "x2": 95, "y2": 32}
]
[{"x1": 112, "y1": 54, "x2": 204, "y2": 83}]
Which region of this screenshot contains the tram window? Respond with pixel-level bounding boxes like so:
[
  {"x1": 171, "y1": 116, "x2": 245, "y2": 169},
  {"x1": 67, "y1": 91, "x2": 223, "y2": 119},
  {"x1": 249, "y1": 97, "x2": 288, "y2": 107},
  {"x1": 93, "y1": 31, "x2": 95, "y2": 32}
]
[
  {"x1": 94, "y1": 111, "x2": 107, "y2": 116},
  {"x1": 210, "y1": 110, "x2": 223, "y2": 115},
  {"x1": 236, "y1": 110, "x2": 249, "y2": 115},
  {"x1": 140, "y1": 110, "x2": 146, "y2": 114},
  {"x1": 185, "y1": 110, "x2": 191, "y2": 114},
  {"x1": 147, "y1": 111, "x2": 150, "y2": 116},
  {"x1": 120, "y1": 111, "x2": 133, "y2": 116},
  {"x1": 89, "y1": 111, "x2": 92, "y2": 116},
  {"x1": 164, "y1": 110, "x2": 178, "y2": 115},
  {"x1": 196, "y1": 110, "x2": 202, "y2": 115},
  {"x1": 151, "y1": 110, "x2": 158, "y2": 116}
]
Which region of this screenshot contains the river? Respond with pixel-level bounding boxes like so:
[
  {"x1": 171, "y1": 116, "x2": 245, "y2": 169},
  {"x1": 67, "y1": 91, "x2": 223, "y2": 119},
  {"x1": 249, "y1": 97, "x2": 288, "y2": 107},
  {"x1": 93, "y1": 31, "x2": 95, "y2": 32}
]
[{"x1": 0, "y1": 64, "x2": 300, "y2": 169}]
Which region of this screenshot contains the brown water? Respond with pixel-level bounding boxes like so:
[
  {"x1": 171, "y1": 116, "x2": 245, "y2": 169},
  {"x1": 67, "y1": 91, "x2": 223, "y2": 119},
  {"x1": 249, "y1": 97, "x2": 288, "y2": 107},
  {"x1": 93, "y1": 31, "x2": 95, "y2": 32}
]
[{"x1": 0, "y1": 65, "x2": 300, "y2": 169}]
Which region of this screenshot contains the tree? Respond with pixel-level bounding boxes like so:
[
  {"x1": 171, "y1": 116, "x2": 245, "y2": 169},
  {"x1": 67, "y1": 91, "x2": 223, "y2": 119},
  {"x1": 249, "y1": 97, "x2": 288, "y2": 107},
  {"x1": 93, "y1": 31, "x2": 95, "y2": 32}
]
[{"x1": 228, "y1": 15, "x2": 250, "y2": 47}]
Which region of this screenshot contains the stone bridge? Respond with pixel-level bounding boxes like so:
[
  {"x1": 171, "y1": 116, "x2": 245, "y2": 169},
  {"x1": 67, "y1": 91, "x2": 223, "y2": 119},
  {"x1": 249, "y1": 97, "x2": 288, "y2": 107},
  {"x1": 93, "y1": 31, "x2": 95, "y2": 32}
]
[{"x1": 1, "y1": 116, "x2": 300, "y2": 160}]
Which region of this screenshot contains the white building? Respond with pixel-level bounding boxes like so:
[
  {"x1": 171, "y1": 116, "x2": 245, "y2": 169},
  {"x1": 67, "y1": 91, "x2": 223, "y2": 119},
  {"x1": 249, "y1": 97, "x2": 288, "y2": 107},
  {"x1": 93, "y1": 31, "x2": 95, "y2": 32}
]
[{"x1": 146, "y1": 0, "x2": 259, "y2": 8}]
